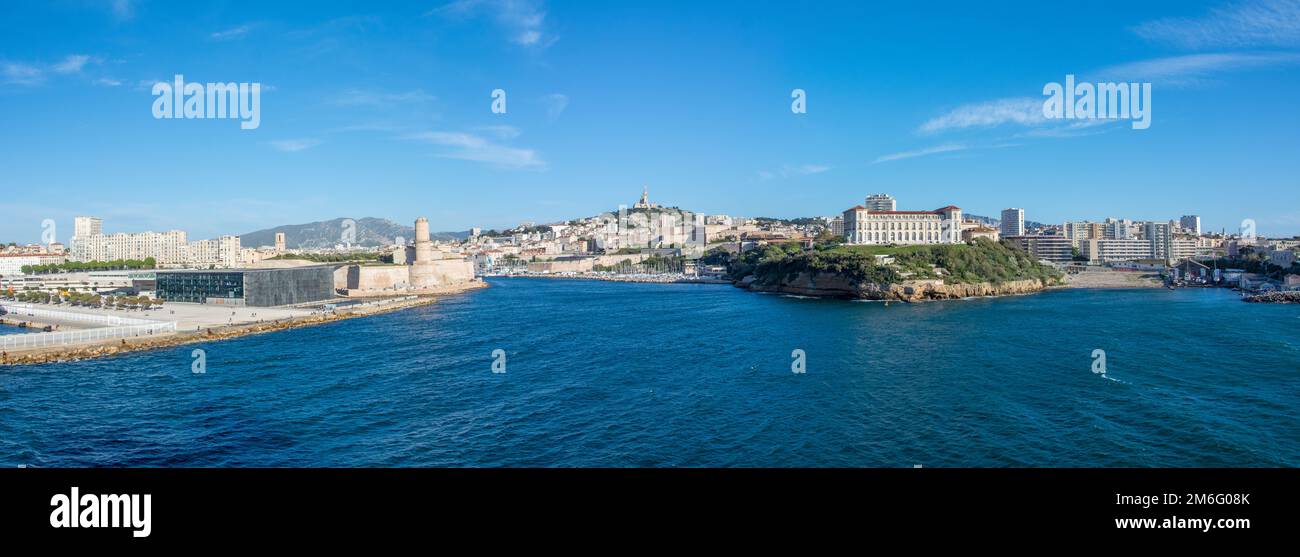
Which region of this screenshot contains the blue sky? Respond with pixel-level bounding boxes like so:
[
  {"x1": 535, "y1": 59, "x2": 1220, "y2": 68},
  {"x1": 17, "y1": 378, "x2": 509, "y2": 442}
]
[{"x1": 2, "y1": 0, "x2": 1299, "y2": 243}]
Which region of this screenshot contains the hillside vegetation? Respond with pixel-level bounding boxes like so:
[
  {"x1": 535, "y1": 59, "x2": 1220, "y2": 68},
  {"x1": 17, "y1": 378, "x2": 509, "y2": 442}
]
[{"x1": 718, "y1": 238, "x2": 1062, "y2": 287}]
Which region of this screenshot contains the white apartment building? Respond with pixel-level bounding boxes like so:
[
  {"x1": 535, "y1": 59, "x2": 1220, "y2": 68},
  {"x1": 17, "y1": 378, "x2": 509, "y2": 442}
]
[
  {"x1": 865, "y1": 194, "x2": 897, "y2": 212},
  {"x1": 1105, "y1": 218, "x2": 1135, "y2": 240},
  {"x1": 72, "y1": 230, "x2": 188, "y2": 264},
  {"x1": 69, "y1": 217, "x2": 241, "y2": 268},
  {"x1": 73, "y1": 216, "x2": 103, "y2": 238},
  {"x1": 843, "y1": 197, "x2": 963, "y2": 245},
  {"x1": 1085, "y1": 239, "x2": 1156, "y2": 263},
  {"x1": 1084, "y1": 235, "x2": 1198, "y2": 264},
  {"x1": 1144, "y1": 221, "x2": 1174, "y2": 261},
  {"x1": 0, "y1": 253, "x2": 67, "y2": 276},
  {"x1": 1063, "y1": 221, "x2": 1106, "y2": 246},
  {"x1": 186, "y1": 235, "x2": 241, "y2": 268},
  {"x1": 1000, "y1": 208, "x2": 1024, "y2": 238}
]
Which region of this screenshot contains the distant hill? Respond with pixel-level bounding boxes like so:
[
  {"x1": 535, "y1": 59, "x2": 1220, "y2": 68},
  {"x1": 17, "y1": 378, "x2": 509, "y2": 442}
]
[{"x1": 241, "y1": 217, "x2": 468, "y2": 249}]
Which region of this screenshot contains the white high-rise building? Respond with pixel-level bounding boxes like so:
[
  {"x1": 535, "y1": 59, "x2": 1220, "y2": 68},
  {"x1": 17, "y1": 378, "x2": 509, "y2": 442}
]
[
  {"x1": 73, "y1": 216, "x2": 102, "y2": 239},
  {"x1": 1144, "y1": 221, "x2": 1174, "y2": 262},
  {"x1": 1179, "y1": 215, "x2": 1201, "y2": 235},
  {"x1": 1000, "y1": 208, "x2": 1024, "y2": 238},
  {"x1": 1104, "y1": 218, "x2": 1134, "y2": 240},
  {"x1": 865, "y1": 194, "x2": 897, "y2": 212}
]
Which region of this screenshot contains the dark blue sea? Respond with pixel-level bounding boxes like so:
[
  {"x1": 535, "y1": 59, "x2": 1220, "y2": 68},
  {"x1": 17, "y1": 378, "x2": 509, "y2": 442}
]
[{"x1": 2, "y1": 278, "x2": 1298, "y2": 467}]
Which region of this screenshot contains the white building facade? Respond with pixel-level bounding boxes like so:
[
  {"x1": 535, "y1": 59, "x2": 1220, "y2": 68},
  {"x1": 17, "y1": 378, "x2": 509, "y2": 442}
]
[
  {"x1": 69, "y1": 217, "x2": 241, "y2": 268},
  {"x1": 843, "y1": 198, "x2": 963, "y2": 245}
]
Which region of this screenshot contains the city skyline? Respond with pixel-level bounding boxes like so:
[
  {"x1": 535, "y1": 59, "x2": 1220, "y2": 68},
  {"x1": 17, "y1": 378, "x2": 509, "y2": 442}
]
[{"x1": 3, "y1": 0, "x2": 1300, "y2": 242}]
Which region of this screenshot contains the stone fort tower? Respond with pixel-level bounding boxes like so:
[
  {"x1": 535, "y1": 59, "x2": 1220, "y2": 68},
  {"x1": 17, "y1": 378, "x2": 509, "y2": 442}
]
[{"x1": 409, "y1": 217, "x2": 437, "y2": 288}]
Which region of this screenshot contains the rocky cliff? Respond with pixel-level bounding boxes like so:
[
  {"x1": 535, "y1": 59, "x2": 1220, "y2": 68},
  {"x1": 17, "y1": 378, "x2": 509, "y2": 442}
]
[{"x1": 743, "y1": 272, "x2": 1050, "y2": 301}]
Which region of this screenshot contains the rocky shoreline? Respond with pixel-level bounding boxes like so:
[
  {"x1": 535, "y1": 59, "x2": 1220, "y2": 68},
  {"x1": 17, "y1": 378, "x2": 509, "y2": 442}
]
[
  {"x1": 739, "y1": 272, "x2": 1052, "y2": 301},
  {"x1": 1242, "y1": 291, "x2": 1300, "y2": 304},
  {"x1": 0, "y1": 281, "x2": 487, "y2": 367}
]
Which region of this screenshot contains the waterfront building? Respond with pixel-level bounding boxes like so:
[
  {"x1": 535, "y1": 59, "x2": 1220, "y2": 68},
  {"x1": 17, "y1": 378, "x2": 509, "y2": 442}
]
[
  {"x1": 1, "y1": 270, "x2": 155, "y2": 296},
  {"x1": 155, "y1": 266, "x2": 335, "y2": 306},
  {"x1": 1000, "y1": 208, "x2": 1024, "y2": 238},
  {"x1": 1006, "y1": 235, "x2": 1073, "y2": 262},
  {"x1": 1083, "y1": 235, "x2": 1199, "y2": 264},
  {"x1": 865, "y1": 194, "x2": 897, "y2": 212},
  {"x1": 1084, "y1": 238, "x2": 1154, "y2": 263},
  {"x1": 842, "y1": 200, "x2": 963, "y2": 245},
  {"x1": 1173, "y1": 259, "x2": 1212, "y2": 282}
]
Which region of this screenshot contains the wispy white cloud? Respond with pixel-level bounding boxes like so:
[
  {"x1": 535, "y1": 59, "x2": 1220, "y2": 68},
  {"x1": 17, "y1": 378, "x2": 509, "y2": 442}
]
[
  {"x1": 270, "y1": 139, "x2": 322, "y2": 152},
  {"x1": 872, "y1": 143, "x2": 970, "y2": 164},
  {"x1": 432, "y1": 0, "x2": 555, "y2": 47},
  {"x1": 3, "y1": 54, "x2": 104, "y2": 86},
  {"x1": 405, "y1": 130, "x2": 544, "y2": 169},
  {"x1": 758, "y1": 164, "x2": 831, "y2": 180},
  {"x1": 211, "y1": 24, "x2": 255, "y2": 41},
  {"x1": 919, "y1": 98, "x2": 1045, "y2": 134},
  {"x1": 2, "y1": 62, "x2": 44, "y2": 85},
  {"x1": 1133, "y1": 0, "x2": 1300, "y2": 49},
  {"x1": 1094, "y1": 52, "x2": 1300, "y2": 86},
  {"x1": 542, "y1": 93, "x2": 568, "y2": 121},
  {"x1": 93, "y1": 77, "x2": 123, "y2": 87},
  {"x1": 52, "y1": 54, "x2": 92, "y2": 74}
]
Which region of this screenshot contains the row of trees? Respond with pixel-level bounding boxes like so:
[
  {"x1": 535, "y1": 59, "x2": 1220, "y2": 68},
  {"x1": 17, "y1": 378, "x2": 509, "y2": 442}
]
[
  {"x1": 20, "y1": 258, "x2": 156, "y2": 275},
  {"x1": 1, "y1": 289, "x2": 161, "y2": 310}
]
